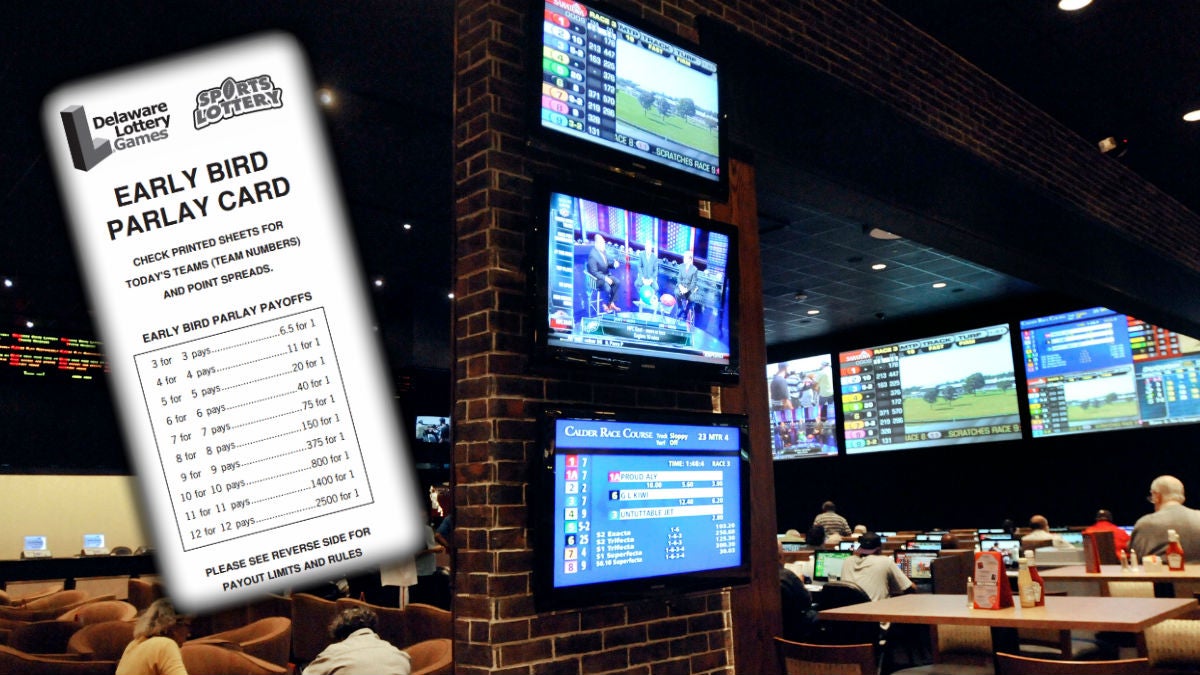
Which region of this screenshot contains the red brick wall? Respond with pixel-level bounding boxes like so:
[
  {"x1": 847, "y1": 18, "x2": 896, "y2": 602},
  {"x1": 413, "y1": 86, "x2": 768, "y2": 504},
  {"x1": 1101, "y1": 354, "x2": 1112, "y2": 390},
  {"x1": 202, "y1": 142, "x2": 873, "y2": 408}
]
[{"x1": 452, "y1": 1, "x2": 1200, "y2": 673}]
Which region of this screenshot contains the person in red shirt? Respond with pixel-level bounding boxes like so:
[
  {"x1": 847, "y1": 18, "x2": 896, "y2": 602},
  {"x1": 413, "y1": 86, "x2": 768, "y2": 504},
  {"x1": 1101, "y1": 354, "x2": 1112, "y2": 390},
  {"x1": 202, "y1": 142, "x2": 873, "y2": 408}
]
[{"x1": 1083, "y1": 508, "x2": 1130, "y2": 552}]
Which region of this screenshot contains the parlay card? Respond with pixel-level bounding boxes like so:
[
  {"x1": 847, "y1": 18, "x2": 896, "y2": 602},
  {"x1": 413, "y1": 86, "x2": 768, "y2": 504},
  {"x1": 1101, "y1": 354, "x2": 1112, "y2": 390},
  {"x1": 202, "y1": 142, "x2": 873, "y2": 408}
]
[{"x1": 41, "y1": 32, "x2": 423, "y2": 612}]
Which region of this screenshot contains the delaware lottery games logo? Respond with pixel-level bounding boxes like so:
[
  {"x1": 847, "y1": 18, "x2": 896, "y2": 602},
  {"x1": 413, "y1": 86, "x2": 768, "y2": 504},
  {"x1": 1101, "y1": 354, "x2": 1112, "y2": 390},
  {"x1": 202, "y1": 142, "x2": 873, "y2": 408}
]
[
  {"x1": 59, "y1": 100, "x2": 172, "y2": 171},
  {"x1": 193, "y1": 74, "x2": 283, "y2": 130}
]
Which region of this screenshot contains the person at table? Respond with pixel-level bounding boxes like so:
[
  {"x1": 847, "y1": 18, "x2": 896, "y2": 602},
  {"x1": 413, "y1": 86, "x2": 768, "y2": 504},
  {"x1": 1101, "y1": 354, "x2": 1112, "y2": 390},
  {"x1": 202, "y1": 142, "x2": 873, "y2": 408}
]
[
  {"x1": 1083, "y1": 508, "x2": 1130, "y2": 552},
  {"x1": 838, "y1": 532, "x2": 914, "y2": 602},
  {"x1": 586, "y1": 233, "x2": 621, "y2": 312},
  {"x1": 1131, "y1": 474, "x2": 1200, "y2": 559},
  {"x1": 778, "y1": 540, "x2": 816, "y2": 641},
  {"x1": 813, "y1": 500, "x2": 852, "y2": 540},
  {"x1": 1021, "y1": 514, "x2": 1073, "y2": 550},
  {"x1": 116, "y1": 598, "x2": 191, "y2": 675}
]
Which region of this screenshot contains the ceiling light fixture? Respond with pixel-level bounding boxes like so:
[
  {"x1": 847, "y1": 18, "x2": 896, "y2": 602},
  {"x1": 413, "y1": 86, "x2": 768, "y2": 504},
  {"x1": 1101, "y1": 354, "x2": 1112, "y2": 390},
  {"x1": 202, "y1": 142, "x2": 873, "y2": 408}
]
[
  {"x1": 871, "y1": 263, "x2": 887, "y2": 271},
  {"x1": 1184, "y1": 110, "x2": 1200, "y2": 123},
  {"x1": 403, "y1": 222, "x2": 413, "y2": 230},
  {"x1": 447, "y1": 292, "x2": 455, "y2": 299},
  {"x1": 866, "y1": 227, "x2": 902, "y2": 240},
  {"x1": 806, "y1": 309, "x2": 820, "y2": 316},
  {"x1": 316, "y1": 87, "x2": 336, "y2": 107},
  {"x1": 932, "y1": 282, "x2": 947, "y2": 289},
  {"x1": 793, "y1": 290, "x2": 808, "y2": 302},
  {"x1": 1057, "y1": 0, "x2": 1092, "y2": 10},
  {"x1": 1098, "y1": 136, "x2": 1128, "y2": 157}
]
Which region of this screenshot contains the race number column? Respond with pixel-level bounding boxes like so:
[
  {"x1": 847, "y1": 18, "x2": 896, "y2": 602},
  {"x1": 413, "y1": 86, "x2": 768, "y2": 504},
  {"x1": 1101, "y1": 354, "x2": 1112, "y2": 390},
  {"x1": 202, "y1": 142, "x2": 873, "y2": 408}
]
[{"x1": 134, "y1": 307, "x2": 372, "y2": 550}]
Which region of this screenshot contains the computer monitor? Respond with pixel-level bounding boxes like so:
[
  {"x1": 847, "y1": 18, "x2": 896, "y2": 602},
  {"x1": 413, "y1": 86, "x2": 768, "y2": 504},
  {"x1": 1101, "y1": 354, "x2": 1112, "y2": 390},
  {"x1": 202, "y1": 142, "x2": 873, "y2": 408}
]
[
  {"x1": 981, "y1": 538, "x2": 1021, "y2": 568},
  {"x1": 902, "y1": 540, "x2": 943, "y2": 552},
  {"x1": 81, "y1": 533, "x2": 108, "y2": 556},
  {"x1": 1059, "y1": 531, "x2": 1084, "y2": 547},
  {"x1": 22, "y1": 535, "x2": 50, "y2": 559},
  {"x1": 894, "y1": 550, "x2": 938, "y2": 580},
  {"x1": 812, "y1": 550, "x2": 853, "y2": 581},
  {"x1": 837, "y1": 540, "x2": 856, "y2": 551}
]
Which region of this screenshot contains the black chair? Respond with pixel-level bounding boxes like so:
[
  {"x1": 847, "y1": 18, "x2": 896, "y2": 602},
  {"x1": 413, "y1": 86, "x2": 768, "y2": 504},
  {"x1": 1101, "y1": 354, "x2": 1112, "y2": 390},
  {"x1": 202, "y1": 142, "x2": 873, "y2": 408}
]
[{"x1": 811, "y1": 580, "x2": 881, "y2": 646}]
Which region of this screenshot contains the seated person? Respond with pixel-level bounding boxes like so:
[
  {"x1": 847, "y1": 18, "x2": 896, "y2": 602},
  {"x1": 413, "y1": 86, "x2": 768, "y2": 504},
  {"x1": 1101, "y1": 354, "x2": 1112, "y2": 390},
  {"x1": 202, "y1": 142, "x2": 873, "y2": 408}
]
[
  {"x1": 303, "y1": 606, "x2": 411, "y2": 675},
  {"x1": 116, "y1": 598, "x2": 191, "y2": 675},
  {"x1": 1083, "y1": 508, "x2": 1130, "y2": 551},
  {"x1": 778, "y1": 540, "x2": 816, "y2": 641},
  {"x1": 1021, "y1": 514, "x2": 1074, "y2": 550},
  {"x1": 673, "y1": 250, "x2": 697, "y2": 317},
  {"x1": 586, "y1": 233, "x2": 621, "y2": 312},
  {"x1": 838, "y1": 532, "x2": 914, "y2": 602}
]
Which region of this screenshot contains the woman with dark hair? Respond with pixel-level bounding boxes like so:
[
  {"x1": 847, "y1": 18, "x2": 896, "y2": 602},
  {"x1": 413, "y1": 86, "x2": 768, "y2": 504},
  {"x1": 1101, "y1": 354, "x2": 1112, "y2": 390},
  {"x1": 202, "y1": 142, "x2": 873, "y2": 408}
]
[
  {"x1": 116, "y1": 598, "x2": 191, "y2": 675},
  {"x1": 303, "y1": 605, "x2": 411, "y2": 675}
]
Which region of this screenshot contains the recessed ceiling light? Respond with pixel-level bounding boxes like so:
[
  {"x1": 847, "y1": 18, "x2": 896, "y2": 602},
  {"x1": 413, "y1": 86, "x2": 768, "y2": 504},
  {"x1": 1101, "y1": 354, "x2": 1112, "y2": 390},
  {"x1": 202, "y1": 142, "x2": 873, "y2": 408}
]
[
  {"x1": 806, "y1": 309, "x2": 820, "y2": 316},
  {"x1": 866, "y1": 227, "x2": 902, "y2": 240},
  {"x1": 871, "y1": 263, "x2": 887, "y2": 271},
  {"x1": 373, "y1": 277, "x2": 385, "y2": 288},
  {"x1": 1058, "y1": 0, "x2": 1092, "y2": 10},
  {"x1": 2, "y1": 278, "x2": 12, "y2": 288},
  {"x1": 25, "y1": 320, "x2": 34, "y2": 328},
  {"x1": 932, "y1": 282, "x2": 947, "y2": 289},
  {"x1": 1184, "y1": 110, "x2": 1200, "y2": 123},
  {"x1": 447, "y1": 292, "x2": 455, "y2": 299},
  {"x1": 316, "y1": 87, "x2": 336, "y2": 107},
  {"x1": 403, "y1": 222, "x2": 413, "y2": 230}
]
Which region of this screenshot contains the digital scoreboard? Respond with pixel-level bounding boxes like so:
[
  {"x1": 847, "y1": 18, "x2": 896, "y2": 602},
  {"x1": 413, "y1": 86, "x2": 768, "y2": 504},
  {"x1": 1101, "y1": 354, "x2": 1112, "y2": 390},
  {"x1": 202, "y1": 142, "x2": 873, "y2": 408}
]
[
  {"x1": 840, "y1": 324, "x2": 1021, "y2": 454},
  {"x1": 549, "y1": 417, "x2": 744, "y2": 589}
]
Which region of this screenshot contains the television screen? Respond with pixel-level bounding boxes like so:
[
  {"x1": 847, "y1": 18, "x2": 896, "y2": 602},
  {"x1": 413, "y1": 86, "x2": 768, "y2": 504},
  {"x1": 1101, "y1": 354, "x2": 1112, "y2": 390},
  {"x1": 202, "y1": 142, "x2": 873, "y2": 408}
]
[
  {"x1": 766, "y1": 356, "x2": 837, "y2": 460},
  {"x1": 894, "y1": 550, "x2": 938, "y2": 580},
  {"x1": 534, "y1": 406, "x2": 750, "y2": 609},
  {"x1": 536, "y1": 0, "x2": 726, "y2": 196},
  {"x1": 839, "y1": 323, "x2": 1021, "y2": 454},
  {"x1": 414, "y1": 415, "x2": 451, "y2": 445},
  {"x1": 1021, "y1": 307, "x2": 1200, "y2": 437},
  {"x1": 0, "y1": 330, "x2": 107, "y2": 381},
  {"x1": 535, "y1": 183, "x2": 738, "y2": 383}
]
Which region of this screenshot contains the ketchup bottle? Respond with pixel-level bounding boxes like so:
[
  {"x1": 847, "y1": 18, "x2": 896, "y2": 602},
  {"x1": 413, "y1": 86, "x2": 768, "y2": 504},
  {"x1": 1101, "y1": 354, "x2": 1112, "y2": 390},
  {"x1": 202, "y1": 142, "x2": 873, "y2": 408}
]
[
  {"x1": 1166, "y1": 529, "x2": 1186, "y2": 571},
  {"x1": 1026, "y1": 549, "x2": 1046, "y2": 606}
]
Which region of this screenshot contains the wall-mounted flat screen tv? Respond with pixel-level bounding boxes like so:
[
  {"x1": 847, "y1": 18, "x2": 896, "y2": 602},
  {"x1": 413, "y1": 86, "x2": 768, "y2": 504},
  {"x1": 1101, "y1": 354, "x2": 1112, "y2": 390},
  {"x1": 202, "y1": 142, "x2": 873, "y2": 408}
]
[
  {"x1": 533, "y1": 405, "x2": 751, "y2": 610},
  {"x1": 839, "y1": 323, "x2": 1021, "y2": 453},
  {"x1": 1021, "y1": 307, "x2": 1200, "y2": 437},
  {"x1": 534, "y1": 0, "x2": 727, "y2": 198},
  {"x1": 532, "y1": 181, "x2": 738, "y2": 384},
  {"x1": 766, "y1": 355, "x2": 837, "y2": 459}
]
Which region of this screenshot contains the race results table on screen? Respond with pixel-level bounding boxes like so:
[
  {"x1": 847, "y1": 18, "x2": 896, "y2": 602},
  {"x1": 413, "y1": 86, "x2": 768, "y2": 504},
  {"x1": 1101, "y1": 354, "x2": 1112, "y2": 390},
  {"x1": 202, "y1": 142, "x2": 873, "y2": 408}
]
[{"x1": 134, "y1": 307, "x2": 374, "y2": 551}]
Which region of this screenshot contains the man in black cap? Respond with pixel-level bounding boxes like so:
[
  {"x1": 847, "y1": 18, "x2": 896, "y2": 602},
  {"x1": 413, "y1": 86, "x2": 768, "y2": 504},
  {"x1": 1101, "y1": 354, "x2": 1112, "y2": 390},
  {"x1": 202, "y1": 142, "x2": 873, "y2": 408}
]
[
  {"x1": 838, "y1": 532, "x2": 913, "y2": 602},
  {"x1": 1083, "y1": 508, "x2": 1130, "y2": 551}
]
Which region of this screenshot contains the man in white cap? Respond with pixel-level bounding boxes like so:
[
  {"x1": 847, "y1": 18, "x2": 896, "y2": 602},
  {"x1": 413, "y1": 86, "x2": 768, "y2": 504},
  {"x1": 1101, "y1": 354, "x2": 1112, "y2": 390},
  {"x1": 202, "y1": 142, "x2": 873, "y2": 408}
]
[{"x1": 838, "y1": 532, "x2": 913, "y2": 602}]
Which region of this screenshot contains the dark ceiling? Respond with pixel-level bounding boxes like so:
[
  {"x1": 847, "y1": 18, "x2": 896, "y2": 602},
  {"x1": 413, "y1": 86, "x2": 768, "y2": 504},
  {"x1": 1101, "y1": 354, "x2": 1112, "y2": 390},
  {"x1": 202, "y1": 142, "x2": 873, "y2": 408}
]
[
  {"x1": 756, "y1": 0, "x2": 1200, "y2": 349},
  {"x1": 3, "y1": 1, "x2": 1197, "y2": 363}
]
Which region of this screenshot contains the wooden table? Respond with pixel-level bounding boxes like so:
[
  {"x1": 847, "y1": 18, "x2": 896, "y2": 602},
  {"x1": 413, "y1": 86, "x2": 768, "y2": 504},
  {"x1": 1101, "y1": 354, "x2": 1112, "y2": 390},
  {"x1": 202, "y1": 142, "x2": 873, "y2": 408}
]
[
  {"x1": 819, "y1": 594, "x2": 1197, "y2": 658},
  {"x1": 1040, "y1": 564, "x2": 1200, "y2": 582}
]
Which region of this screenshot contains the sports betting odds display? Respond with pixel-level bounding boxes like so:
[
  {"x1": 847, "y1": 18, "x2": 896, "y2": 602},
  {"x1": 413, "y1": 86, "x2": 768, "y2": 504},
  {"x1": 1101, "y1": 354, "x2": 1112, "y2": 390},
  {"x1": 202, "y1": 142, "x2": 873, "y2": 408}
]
[
  {"x1": 548, "y1": 416, "x2": 745, "y2": 590},
  {"x1": 539, "y1": 0, "x2": 722, "y2": 185},
  {"x1": 1022, "y1": 307, "x2": 1200, "y2": 437},
  {"x1": 839, "y1": 324, "x2": 1022, "y2": 454}
]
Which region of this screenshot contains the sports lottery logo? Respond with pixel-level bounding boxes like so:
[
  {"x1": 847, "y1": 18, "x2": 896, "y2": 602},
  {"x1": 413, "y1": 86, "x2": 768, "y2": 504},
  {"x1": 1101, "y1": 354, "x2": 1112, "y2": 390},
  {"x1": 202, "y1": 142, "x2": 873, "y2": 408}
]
[{"x1": 194, "y1": 74, "x2": 283, "y2": 130}]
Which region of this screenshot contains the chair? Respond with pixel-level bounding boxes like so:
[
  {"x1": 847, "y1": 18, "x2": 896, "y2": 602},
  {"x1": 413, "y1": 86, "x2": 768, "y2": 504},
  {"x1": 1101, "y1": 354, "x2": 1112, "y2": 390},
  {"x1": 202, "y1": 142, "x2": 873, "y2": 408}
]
[
  {"x1": 404, "y1": 602, "x2": 454, "y2": 644},
  {"x1": 108, "y1": 547, "x2": 133, "y2": 556},
  {"x1": 812, "y1": 581, "x2": 877, "y2": 643},
  {"x1": 73, "y1": 577, "x2": 129, "y2": 602},
  {"x1": 67, "y1": 620, "x2": 135, "y2": 661},
  {"x1": 931, "y1": 552, "x2": 971, "y2": 595},
  {"x1": 890, "y1": 624, "x2": 995, "y2": 675},
  {"x1": 407, "y1": 638, "x2": 453, "y2": 675},
  {"x1": 1142, "y1": 618, "x2": 1200, "y2": 672},
  {"x1": 186, "y1": 616, "x2": 291, "y2": 668},
  {"x1": 0, "y1": 590, "x2": 92, "y2": 621},
  {"x1": 1016, "y1": 590, "x2": 1113, "y2": 662},
  {"x1": 58, "y1": 600, "x2": 137, "y2": 625},
  {"x1": 126, "y1": 578, "x2": 165, "y2": 612},
  {"x1": 0, "y1": 644, "x2": 117, "y2": 675},
  {"x1": 994, "y1": 652, "x2": 1149, "y2": 674},
  {"x1": 179, "y1": 642, "x2": 288, "y2": 675},
  {"x1": 6, "y1": 620, "x2": 82, "y2": 655},
  {"x1": 290, "y1": 592, "x2": 340, "y2": 666},
  {"x1": 774, "y1": 636, "x2": 877, "y2": 675},
  {"x1": 584, "y1": 272, "x2": 603, "y2": 316}
]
